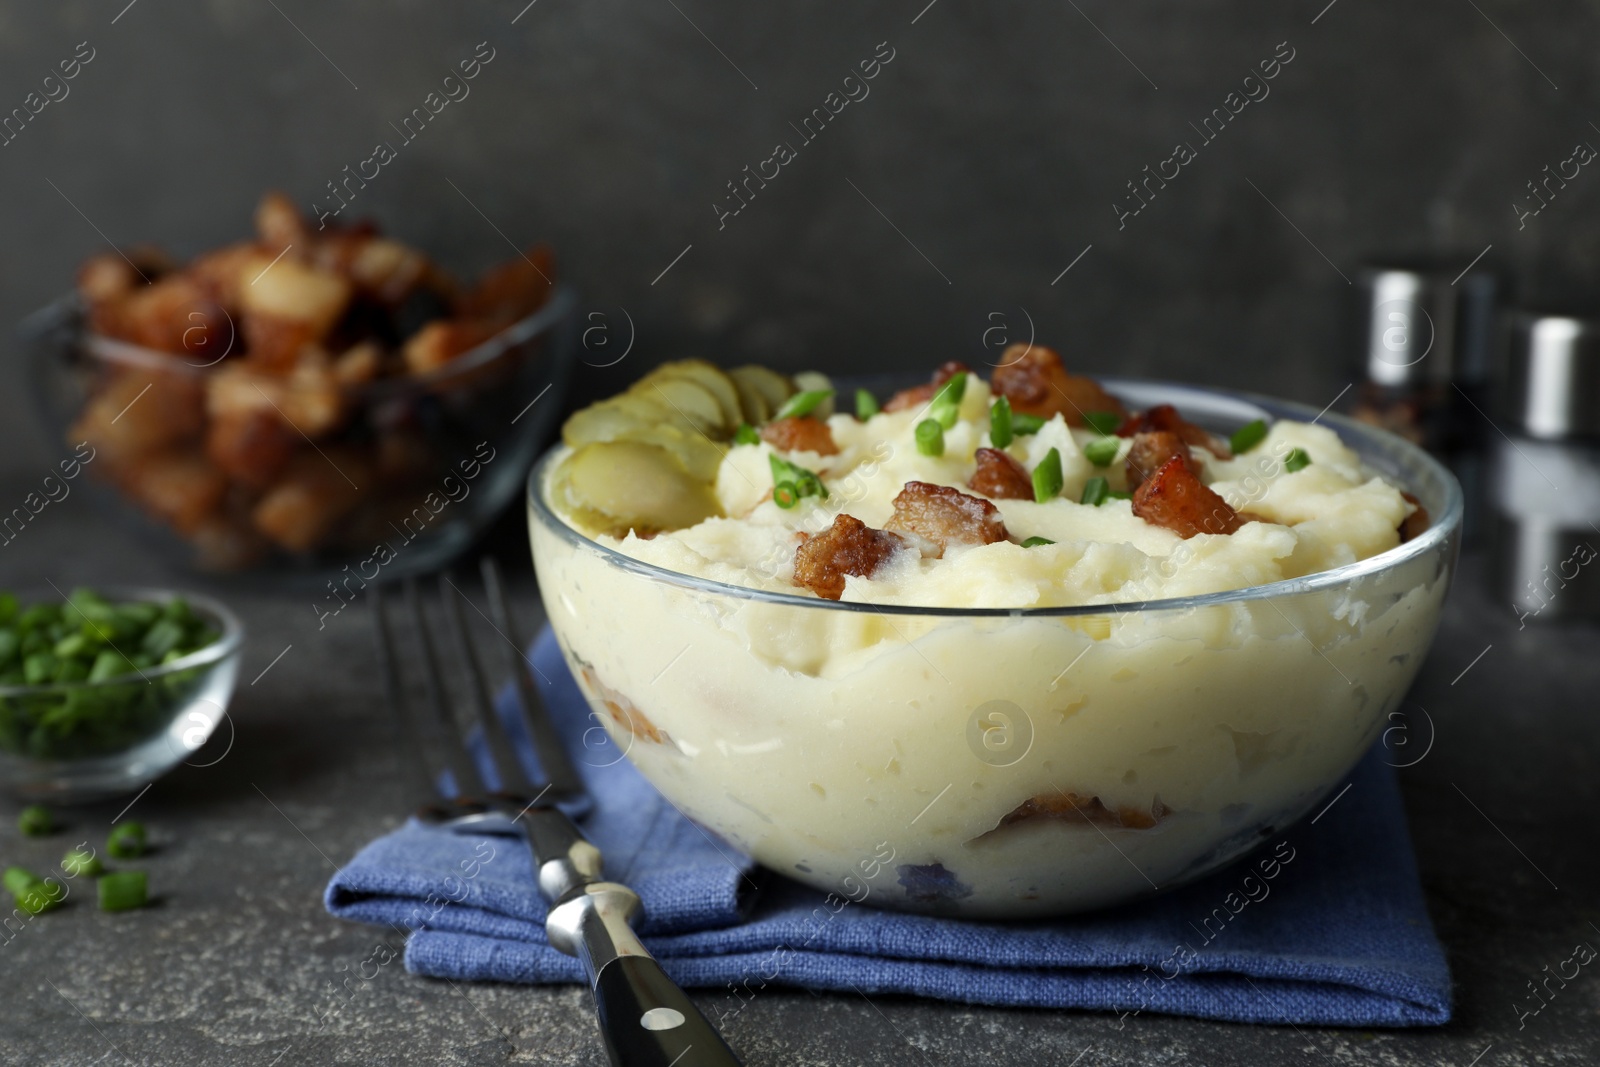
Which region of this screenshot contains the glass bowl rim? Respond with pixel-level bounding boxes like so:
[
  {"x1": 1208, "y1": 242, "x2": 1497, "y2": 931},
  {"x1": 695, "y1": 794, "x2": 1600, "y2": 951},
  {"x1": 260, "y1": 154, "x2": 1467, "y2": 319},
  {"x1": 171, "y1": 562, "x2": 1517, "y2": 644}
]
[
  {"x1": 526, "y1": 376, "x2": 1465, "y2": 619},
  {"x1": 24, "y1": 285, "x2": 576, "y2": 403},
  {"x1": 0, "y1": 586, "x2": 245, "y2": 696}
]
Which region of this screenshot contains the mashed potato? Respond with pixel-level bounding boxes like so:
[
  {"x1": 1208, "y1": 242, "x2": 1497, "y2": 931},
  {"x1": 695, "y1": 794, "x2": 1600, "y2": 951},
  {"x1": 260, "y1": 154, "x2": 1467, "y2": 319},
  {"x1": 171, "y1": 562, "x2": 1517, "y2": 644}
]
[{"x1": 531, "y1": 371, "x2": 1450, "y2": 917}]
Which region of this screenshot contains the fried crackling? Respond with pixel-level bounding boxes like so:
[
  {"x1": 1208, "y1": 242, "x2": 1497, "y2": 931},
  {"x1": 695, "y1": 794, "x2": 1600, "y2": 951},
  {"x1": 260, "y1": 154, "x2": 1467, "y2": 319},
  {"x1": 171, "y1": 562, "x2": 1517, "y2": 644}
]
[
  {"x1": 990, "y1": 345, "x2": 1126, "y2": 426},
  {"x1": 792, "y1": 513, "x2": 905, "y2": 600},
  {"x1": 884, "y1": 481, "x2": 1009, "y2": 558},
  {"x1": 967, "y1": 447, "x2": 1034, "y2": 500},
  {"x1": 759, "y1": 416, "x2": 838, "y2": 455},
  {"x1": 1131, "y1": 455, "x2": 1244, "y2": 538},
  {"x1": 882, "y1": 360, "x2": 972, "y2": 413}
]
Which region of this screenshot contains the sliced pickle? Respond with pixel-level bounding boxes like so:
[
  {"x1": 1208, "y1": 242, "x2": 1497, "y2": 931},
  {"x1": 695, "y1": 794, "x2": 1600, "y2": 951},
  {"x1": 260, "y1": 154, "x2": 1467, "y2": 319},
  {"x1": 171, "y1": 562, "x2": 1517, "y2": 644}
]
[
  {"x1": 563, "y1": 393, "x2": 679, "y2": 447},
  {"x1": 614, "y1": 424, "x2": 726, "y2": 481},
  {"x1": 642, "y1": 360, "x2": 743, "y2": 430},
  {"x1": 728, "y1": 373, "x2": 772, "y2": 424},
  {"x1": 629, "y1": 376, "x2": 726, "y2": 436},
  {"x1": 730, "y1": 365, "x2": 795, "y2": 421},
  {"x1": 552, "y1": 440, "x2": 721, "y2": 535}
]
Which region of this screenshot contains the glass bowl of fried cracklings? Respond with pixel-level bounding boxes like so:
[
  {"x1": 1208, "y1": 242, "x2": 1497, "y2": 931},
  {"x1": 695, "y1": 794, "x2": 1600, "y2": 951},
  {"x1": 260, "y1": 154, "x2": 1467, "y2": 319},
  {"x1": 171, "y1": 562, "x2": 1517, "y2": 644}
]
[{"x1": 24, "y1": 192, "x2": 575, "y2": 575}]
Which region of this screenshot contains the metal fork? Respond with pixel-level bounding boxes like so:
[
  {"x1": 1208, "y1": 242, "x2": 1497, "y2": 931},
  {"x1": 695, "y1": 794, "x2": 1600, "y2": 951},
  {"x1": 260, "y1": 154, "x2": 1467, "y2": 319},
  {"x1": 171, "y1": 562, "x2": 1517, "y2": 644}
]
[{"x1": 372, "y1": 559, "x2": 744, "y2": 1067}]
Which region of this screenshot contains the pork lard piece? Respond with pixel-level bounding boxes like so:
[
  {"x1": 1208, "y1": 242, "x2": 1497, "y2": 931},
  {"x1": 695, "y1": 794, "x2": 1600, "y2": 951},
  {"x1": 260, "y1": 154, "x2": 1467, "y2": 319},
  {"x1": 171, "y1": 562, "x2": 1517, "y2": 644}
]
[
  {"x1": 967, "y1": 447, "x2": 1033, "y2": 500},
  {"x1": 792, "y1": 514, "x2": 905, "y2": 600},
  {"x1": 883, "y1": 361, "x2": 972, "y2": 413},
  {"x1": 760, "y1": 416, "x2": 838, "y2": 455},
  {"x1": 990, "y1": 344, "x2": 1126, "y2": 426},
  {"x1": 885, "y1": 481, "x2": 1009, "y2": 557},
  {"x1": 1131, "y1": 455, "x2": 1243, "y2": 538},
  {"x1": 1124, "y1": 431, "x2": 1198, "y2": 488}
]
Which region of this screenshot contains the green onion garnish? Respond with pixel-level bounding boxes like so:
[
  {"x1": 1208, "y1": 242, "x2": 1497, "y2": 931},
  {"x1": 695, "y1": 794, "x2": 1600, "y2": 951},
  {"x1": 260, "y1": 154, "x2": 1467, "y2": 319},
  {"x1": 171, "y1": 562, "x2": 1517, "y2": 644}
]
[
  {"x1": 62, "y1": 848, "x2": 103, "y2": 878},
  {"x1": 1021, "y1": 536, "x2": 1055, "y2": 548},
  {"x1": 855, "y1": 388, "x2": 880, "y2": 421},
  {"x1": 107, "y1": 821, "x2": 147, "y2": 860},
  {"x1": 18, "y1": 804, "x2": 52, "y2": 837},
  {"x1": 1032, "y1": 448, "x2": 1064, "y2": 502},
  {"x1": 1109, "y1": 490, "x2": 1133, "y2": 500},
  {"x1": 773, "y1": 482, "x2": 799, "y2": 509},
  {"x1": 1083, "y1": 438, "x2": 1120, "y2": 467},
  {"x1": 1284, "y1": 447, "x2": 1312, "y2": 473},
  {"x1": 929, "y1": 373, "x2": 968, "y2": 430},
  {"x1": 1011, "y1": 413, "x2": 1046, "y2": 436},
  {"x1": 734, "y1": 423, "x2": 761, "y2": 445},
  {"x1": 98, "y1": 870, "x2": 148, "y2": 912},
  {"x1": 915, "y1": 418, "x2": 945, "y2": 457},
  {"x1": 1080, "y1": 476, "x2": 1110, "y2": 506},
  {"x1": 1230, "y1": 419, "x2": 1268, "y2": 455},
  {"x1": 17, "y1": 879, "x2": 64, "y2": 915},
  {"x1": 990, "y1": 397, "x2": 1014, "y2": 449},
  {"x1": 1083, "y1": 411, "x2": 1122, "y2": 436},
  {"x1": 775, "y1": 388, "x2": 835, "y2": 420},
  {"x1": 3, "y1": 866, "x2": 39, "y2": 896},
  {"x1": 769, "y1": 455, "x2": 828, "y2": 501}
]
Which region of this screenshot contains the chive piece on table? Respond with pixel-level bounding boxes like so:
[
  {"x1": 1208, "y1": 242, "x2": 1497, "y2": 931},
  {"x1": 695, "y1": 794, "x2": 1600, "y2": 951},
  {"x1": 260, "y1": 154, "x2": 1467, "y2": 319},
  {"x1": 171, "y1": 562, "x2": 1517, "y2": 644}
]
[
  {"x1": 1284, "y1": 447, "x2": 1312, "y2": 473},
  {"x1": 107, "y1": 821, "x2": 147, "y2": 859},
  {"x1": 915, "y1": 419, "x2": 945, "y2": 457},
  {"x1": 1230, "y1": 419, "x2": 1269, "y2": 455},
  {"x1": 775, "y1": 388, "x2": 835, "y2": 421},
  {"x1": 19, "y1": 804, "x2": 52, "y2": 837},
  {"x1": 98, "y1": 870, "x2": 148, "y2": 912},
  {"x1": 989, "y1": 397, "x2": 1014, "y2": 449},
  {"x1": 1083, "y1": 437, "x2": 1120, "y2": 467},
  {"x1": 1080, "y1": 476, "x2": 1111, "y2": 507},
  {"x1": 1083, "y1": 411, "x2": 1122, "y2": 436},
  {"x1": 1021, "y1": 536, "x2": 1055, "y2": 548},
  {"x1": 1032, "y1": 448, "x2": 1064, "y2": 502},
  {"x1": 3, "y1": 866, "x2": 39, "y2": 896},
  {"x1": 17, "y1": 879, "x2": 65, "y2": 915},
  {"x1": 855, "y1": 388, "x2": 880, "y2": 421},
  {"x1": 62, "y1": 848, "x2": 104, "y2": 879}
]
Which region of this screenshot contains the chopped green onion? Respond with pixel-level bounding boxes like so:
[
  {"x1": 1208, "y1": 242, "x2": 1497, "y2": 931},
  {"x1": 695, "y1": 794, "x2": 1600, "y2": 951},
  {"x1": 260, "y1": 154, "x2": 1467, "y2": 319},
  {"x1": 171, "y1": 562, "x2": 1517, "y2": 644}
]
[
  {"x1": 17, "y1": 879, "x2": 65, "y2": 915},
  {"x1": 1230, "y1": 419, "x2": 1268, "y2": 455},
  {"x1": 915, "y1": 419, "x2": 945, "y2": 457},
  {"x1": 734, "y1": 423, "x2": 761, "y2": 446},
  {"x1": 989, "y1": 397, "x2": 1014, "y2": 449},
  {"x1": 62, "y1": 848, "x2": 103, "y2": 879},
  {"x1": 769, "y1": 455, "x2": 828, "y2": 500},
  {"x1": 3, "y1": 866, "x2": 39, "y2": 896},
  {"x1": 855, "y1": 388, "x2": 880, "y2": 421},
  {"x1": 773, "y1": 482, "x2": 799, "y2": 509},
  {"x1": 1080, "y1": 476, "x2": 1111, "y2": 507},
  {"x1": 1083, "y1": 438, "x2": 1120, "y2": 467},
  {"x1": 1284, "y1": 448, "x2": 1312, "y2": 473},
  {"x1": 19, "y1": 804, "x2": 52, "y2": 837},
  {"x1": 1032, "y1": 448, "x2": 1064, "y2": 502},
  {"x1": 1021, "y1": 536, "x2": 1055, "y2": 548},
  {"x1": 929, "y1": 373, "x2": 968, "y2": 429},
  {"x1": 98, "y1": 870, "x2": 147, "y2": 912},
  {"x1": 1083, "y1": 411, "x2": 1122, "y2": 436},
  {"x1": 1011, "y1": 413, "x2": 1046, "y2": 436},
  {"x1": 775, "y1": 388, "x2": 835, "y2": 420},
  {"x1": 1109, "y1": 490, "x2": 1133, "y2": 500},
  {"x1": 107, "y1": 821, "x2": 147, "y2": 860}
]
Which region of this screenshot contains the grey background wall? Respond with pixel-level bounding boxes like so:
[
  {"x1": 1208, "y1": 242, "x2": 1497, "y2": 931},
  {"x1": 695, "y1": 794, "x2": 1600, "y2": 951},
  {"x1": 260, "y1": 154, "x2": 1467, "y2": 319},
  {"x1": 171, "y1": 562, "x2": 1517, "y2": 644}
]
[{"x1": 0, "y1": 0, "x2": 1594, "y2": 473}]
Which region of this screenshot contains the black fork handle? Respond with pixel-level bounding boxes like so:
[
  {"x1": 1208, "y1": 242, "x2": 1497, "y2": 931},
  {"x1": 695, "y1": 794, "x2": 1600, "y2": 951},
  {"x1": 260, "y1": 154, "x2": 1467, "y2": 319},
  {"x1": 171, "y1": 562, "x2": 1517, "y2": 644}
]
[{"x1": 594, "y1": 955, "x2": 743, "y2": 1067}]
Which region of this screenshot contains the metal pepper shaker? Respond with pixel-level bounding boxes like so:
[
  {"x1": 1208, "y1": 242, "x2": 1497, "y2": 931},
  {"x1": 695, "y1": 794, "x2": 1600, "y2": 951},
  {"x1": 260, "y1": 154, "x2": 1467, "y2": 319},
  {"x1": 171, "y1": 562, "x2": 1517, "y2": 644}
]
[{"x1": 1490, "y1": 313, "x2": 1600, "y2": 624}]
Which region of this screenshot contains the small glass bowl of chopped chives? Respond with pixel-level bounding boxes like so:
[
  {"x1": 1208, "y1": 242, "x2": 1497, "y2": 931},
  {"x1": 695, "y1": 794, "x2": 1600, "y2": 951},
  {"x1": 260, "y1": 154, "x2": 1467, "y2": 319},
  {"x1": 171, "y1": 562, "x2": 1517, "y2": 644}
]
[{"x1": 0, "y1": 587, "x2": 242, "y2": 802}]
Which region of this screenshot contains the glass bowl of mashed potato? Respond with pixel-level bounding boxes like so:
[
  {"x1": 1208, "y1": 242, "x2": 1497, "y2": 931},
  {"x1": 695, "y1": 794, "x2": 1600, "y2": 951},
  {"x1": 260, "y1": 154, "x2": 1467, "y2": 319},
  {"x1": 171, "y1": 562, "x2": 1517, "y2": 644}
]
[{"x1": 527, "y1": 353, "x2": 1461, "y2": 918}]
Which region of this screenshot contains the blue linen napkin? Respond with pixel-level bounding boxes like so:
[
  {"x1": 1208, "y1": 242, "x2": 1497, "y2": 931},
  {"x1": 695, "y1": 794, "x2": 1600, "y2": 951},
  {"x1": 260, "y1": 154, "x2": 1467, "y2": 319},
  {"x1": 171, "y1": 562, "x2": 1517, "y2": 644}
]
[{"x1": 326, "y1": 628, "x2": 1452, "y2": 1027}]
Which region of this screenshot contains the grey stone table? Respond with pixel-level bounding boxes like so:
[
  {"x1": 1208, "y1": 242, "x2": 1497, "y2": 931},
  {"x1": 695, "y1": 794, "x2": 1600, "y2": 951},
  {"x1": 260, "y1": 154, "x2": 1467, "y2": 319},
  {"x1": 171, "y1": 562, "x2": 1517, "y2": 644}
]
[{"x1": 0, "y1": 490, "x2": 1594, "y2": 1067}]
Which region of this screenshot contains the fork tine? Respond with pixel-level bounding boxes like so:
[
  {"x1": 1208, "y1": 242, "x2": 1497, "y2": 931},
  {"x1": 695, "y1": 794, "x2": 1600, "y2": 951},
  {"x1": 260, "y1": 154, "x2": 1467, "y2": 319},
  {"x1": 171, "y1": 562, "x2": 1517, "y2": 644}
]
[
  {"x1": 371, "y1": 583, "x2": 439, "y2": 807},
  {"x1": 405, "y1": 578, "x2": 485, "y2": 798},
  {"x1": 439, "y1": 572, "x2": 538, "y2": 799},
  {"x1": 480, "y1": 558, "x2": 584, "y2": 799}
]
